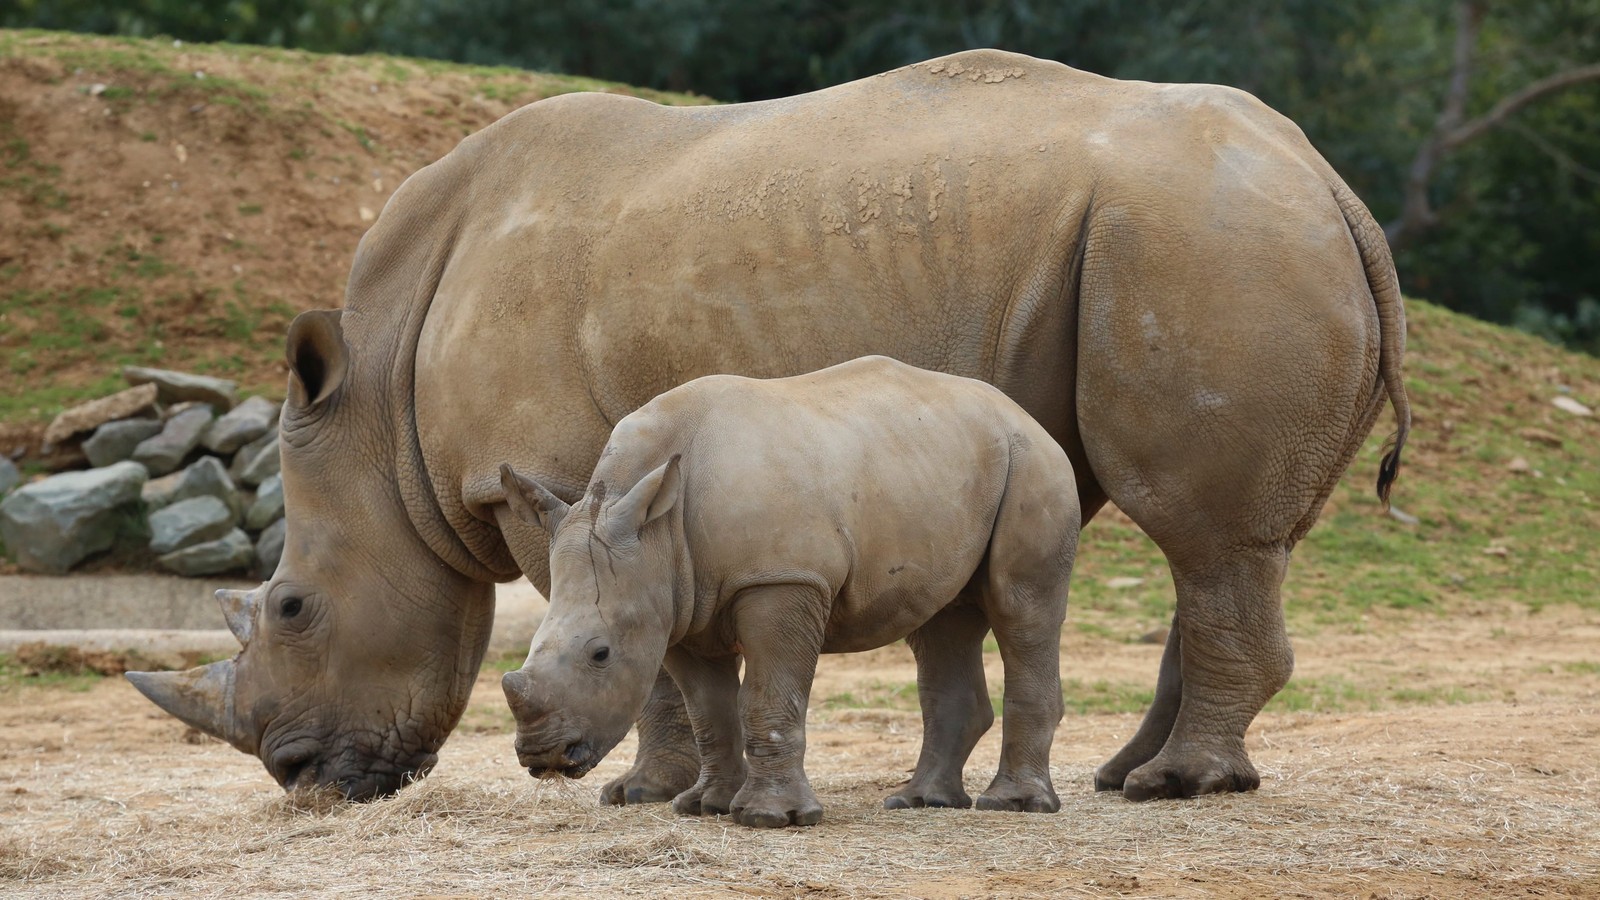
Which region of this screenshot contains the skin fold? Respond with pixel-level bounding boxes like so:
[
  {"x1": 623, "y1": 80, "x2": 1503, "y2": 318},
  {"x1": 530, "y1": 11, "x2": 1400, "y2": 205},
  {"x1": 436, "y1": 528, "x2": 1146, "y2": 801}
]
[
  {"x1": 126, "y1": 48, "x2": 1409, "y2": 804},
  {"x1": 499, "y1": 358, "x2": 1082, "y2": 827}
]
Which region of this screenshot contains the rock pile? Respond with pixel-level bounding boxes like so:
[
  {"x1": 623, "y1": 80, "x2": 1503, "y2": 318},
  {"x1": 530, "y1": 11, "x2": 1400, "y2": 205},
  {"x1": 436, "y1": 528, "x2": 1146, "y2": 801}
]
[{"x1": 0, "y1": 368, "x2": 286, "y2": 578}]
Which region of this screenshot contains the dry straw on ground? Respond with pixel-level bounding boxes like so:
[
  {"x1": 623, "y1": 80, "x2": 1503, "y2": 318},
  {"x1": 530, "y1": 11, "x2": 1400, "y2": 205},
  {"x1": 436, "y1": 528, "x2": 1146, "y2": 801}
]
[{"x1": 6, "y1": 627, "x2": 1600, "y2": 898}]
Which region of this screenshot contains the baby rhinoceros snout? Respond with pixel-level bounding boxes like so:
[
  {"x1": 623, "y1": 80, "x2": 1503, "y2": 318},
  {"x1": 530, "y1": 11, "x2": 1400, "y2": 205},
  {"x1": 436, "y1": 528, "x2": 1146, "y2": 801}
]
[
  {"x1": 501, "y1": 669, "x2": 536, "y2": 719},
  {"x1": 501, "y1": 669, "x2": 595, "y2": 778}
]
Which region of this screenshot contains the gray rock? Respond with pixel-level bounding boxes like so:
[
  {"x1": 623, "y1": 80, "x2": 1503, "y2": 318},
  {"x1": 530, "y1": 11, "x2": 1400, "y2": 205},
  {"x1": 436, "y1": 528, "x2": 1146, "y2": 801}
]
[
  {"x1": 228, "y1": 430, "x2": 277, "y2": 483},
  {"x1": 131, "y1": 404, "x2": 214, "y2": 476},
  {"x1": 83, "y1": 418, "x2": 164, "y2": 468},
  {"x1": 0, "y1": 461, "x2": 149, "y2": 573},
  {"x1": 42, "y1": 383, "x2": 159, "y2": 447},
  {"x1": 159, "y1": 527, "x2": 255, "y2": 576},
  {"x1": 238, "y1": 434, "x2": 280, "y2": 487},
  {"x1": 255, "y1": 517, "x2": 286, "y2": 579},
  {"x1": 201, "y1": 396, "x2": 280, "y2": 454},
  {"x1": 245, "y1": 473, "x2": 284, "y2": 531},
  {"x1": 148, "y1": 495, "x2": 235, "y2": 555},
  {"x1": 141, "y1": 456, "x2": 243, "y2": 520},
  {"x1": 0, "y1": 456, "x2": 18, "y2": 496},
  {"x1": 123, "y1": 366, "x2": 236, "y2": 411}
]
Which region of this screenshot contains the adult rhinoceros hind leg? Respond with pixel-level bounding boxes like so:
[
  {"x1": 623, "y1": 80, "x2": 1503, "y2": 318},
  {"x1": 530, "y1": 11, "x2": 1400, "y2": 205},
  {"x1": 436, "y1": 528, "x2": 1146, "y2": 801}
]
[
  {"x1": 599, "y1": 669, "x2": 701, "y2": 805},
  {"x1": 1119, "y1": 547, "x2": 1291, "y2": 801},
  {"x1": 885, "y1": 600, "x2": 992, "y2": 810},
  {"x1": 1093, "y1": 610, "x2": 1183, "y2": 792}
]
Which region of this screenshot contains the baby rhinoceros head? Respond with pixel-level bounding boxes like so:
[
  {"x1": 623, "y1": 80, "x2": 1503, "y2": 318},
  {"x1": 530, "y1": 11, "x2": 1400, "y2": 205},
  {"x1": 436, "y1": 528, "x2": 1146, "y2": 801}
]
[{"x1": 497, "y1": 458, "x2": 684, "y2": 779}]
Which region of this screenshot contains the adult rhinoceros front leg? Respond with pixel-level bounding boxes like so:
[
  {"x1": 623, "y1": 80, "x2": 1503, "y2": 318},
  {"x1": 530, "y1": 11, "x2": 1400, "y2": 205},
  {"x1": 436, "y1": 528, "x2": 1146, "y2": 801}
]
[{"x1": 600, "y1": 669, "x2": 702, "y2": 805}]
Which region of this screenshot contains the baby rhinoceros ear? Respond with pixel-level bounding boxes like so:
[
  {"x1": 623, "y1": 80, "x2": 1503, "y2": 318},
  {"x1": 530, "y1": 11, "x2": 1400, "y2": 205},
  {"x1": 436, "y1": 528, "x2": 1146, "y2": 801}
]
[
  {"x1": 608, "y1": 455, "x2": 683, "y2": 536},
  {"x1": 499, "y1": 464, "x2": 571, "y2": 536}
]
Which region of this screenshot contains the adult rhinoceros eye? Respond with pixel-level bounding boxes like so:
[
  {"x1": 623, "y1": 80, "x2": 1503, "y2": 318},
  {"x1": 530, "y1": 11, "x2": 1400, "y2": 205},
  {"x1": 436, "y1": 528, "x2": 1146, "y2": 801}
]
[
  {"x1": 280, "y1": 597, "x2": 304, "y2": 619},
  {"x1": 591, "y1": 646, "x2": 610, "y2": 663}
]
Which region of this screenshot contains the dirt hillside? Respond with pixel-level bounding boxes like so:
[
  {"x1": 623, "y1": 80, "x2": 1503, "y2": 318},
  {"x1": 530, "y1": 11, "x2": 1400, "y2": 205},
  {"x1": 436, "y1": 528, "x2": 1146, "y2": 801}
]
[{"x1": 0, "y1": 29, "x2": 705, "y2": 438}]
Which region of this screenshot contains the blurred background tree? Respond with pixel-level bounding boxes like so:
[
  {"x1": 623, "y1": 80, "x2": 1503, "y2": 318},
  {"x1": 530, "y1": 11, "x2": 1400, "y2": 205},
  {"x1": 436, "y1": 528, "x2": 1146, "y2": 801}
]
[{"x1": 4, "y1": 0, "x2": 1597, "y2": 353}]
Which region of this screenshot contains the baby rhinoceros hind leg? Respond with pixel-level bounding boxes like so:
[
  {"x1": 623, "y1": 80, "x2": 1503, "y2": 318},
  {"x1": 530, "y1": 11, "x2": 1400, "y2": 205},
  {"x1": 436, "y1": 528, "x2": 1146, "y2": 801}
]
[
  {"x1": 884, "y1": 601, "x2": 993, "y2": 811},
  {"x1": 971, "y1": 440, "x2": 1077, "y2": 814}
]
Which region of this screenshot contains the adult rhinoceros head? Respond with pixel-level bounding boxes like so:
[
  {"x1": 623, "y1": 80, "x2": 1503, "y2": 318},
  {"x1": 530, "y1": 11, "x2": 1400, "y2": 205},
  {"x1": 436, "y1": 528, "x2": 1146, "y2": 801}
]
[{"x1": 128, "y1": 309, "x2": 495, "y2": 800}]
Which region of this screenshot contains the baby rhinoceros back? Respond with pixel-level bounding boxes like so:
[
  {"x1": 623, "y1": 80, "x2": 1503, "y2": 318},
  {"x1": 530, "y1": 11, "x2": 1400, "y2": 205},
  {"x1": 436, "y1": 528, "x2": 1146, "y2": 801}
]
[{"x1": 500, "y1": 355, "x2": 1081, "y2": 827}]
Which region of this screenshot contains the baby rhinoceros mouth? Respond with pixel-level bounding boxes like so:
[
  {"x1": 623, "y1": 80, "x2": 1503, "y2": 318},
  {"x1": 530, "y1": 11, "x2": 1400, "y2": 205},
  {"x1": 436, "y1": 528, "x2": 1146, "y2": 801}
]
[{"x1": 516, "y1": 733, "x2": 597, "y2": 780}]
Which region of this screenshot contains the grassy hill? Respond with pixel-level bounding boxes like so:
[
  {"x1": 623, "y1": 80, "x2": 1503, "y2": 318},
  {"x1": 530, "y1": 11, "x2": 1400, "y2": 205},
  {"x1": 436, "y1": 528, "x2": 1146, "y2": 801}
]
[
  {"x1": 0, "y1": 29, "x2": 707, "y2": 430},
  {"x1": 2, "y1": 30, "x2": 1597, "y2": 628}
]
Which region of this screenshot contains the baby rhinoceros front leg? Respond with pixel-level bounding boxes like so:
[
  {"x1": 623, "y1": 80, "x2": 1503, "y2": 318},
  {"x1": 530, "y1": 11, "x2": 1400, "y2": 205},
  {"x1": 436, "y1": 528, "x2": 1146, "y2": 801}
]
[
  {"x1": 661, "y1": 651, "x2": 747, "y2": 817},
  {"x1": 703, "y1": 585, "x2": 828, "y2": 829}
]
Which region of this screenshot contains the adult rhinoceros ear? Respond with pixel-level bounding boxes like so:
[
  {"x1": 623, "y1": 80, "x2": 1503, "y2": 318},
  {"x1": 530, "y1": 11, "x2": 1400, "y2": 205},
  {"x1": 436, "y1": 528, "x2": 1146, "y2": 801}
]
[
  {"x1": 500, "y1": 464, "x2": 571, "y2": 536},
  {"x1": 285, "y1": 309, "x2": 349, "y2": 409}
]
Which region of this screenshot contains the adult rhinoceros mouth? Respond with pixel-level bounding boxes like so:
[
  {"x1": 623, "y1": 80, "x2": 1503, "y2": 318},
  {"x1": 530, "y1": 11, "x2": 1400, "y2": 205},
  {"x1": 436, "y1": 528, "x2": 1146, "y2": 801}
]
[
  {"x1": 335, "y1": 763, "x2": 433, "y2": 801},
  {"x1": 270, "y1": 740, "x2": 438, "y2": 800}
]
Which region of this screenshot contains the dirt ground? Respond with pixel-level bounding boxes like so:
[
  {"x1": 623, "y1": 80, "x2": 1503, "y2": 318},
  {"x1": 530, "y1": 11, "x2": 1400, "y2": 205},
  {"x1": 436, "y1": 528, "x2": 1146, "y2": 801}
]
[{"x1": 4, "y1": 605, "x2": 1599, "y2": 899}]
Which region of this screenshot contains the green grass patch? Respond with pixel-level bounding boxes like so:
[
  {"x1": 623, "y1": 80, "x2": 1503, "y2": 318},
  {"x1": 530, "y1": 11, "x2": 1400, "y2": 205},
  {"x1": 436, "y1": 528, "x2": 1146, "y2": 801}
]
[
  {"x1": 1266, "y1": 675, "x2": 1378, "y2": 713},
  {"x1": 0, "y1": 373, "x2": 129, "y2": 421},
  {"x1": 0, "y1": 653, "x2": 102, "y2": 693},
  {"x1": 484, "y1": 652, "x2": 526, "y2": 674},
  {"x1": 1061, "y1": 679, "x2": 1155, "y2": 715},
  {"x1": 821, "y1": 679, "x2": 920, "y2": 713}
]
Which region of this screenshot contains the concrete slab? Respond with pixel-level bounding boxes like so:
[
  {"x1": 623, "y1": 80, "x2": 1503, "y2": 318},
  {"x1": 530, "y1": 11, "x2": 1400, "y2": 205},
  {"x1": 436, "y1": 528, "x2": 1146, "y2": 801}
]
[{"x1": 0, "y1": 575, "x2": 546, "y2": 660}]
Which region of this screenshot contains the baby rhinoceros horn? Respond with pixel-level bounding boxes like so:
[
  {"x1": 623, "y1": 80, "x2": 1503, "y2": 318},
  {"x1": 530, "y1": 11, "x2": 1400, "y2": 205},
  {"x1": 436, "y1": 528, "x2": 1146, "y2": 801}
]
[{"x1": 126, "y1": 660, "x2": 251, "y2": 752}]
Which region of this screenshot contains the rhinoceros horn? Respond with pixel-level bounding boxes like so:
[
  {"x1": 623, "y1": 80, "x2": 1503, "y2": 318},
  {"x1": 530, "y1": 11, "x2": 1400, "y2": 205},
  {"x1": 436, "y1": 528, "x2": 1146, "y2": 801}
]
[
  {"x1": 126, "y1": 661, "x2": 250, "y2": 752},
  {"x1": 215, "y1": 588, "x2": 257, "y2": 646}
]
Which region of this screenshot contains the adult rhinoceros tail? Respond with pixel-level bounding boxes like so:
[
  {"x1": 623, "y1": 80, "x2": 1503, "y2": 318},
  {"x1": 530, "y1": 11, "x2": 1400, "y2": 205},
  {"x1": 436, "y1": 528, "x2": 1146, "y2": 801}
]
[{"x1": 1333, "y1": 181, "x2": 1412, "y2": 509}]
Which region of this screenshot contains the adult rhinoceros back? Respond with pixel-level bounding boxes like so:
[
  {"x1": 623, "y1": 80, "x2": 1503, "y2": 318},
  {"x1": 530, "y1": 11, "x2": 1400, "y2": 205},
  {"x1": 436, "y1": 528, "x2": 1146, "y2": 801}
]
[{"x1": 130, "y1": 49, "x2": 1408, "y2": 804}]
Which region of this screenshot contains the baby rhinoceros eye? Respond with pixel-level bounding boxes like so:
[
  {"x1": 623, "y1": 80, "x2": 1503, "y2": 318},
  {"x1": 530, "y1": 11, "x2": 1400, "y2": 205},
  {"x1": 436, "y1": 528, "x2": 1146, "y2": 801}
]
[
  {"x1": 591, "y1": 646, "x2": 611, "y2": 664},
  {"x1": 280, "y1": 597, "x2": 304, "y2": 619}
]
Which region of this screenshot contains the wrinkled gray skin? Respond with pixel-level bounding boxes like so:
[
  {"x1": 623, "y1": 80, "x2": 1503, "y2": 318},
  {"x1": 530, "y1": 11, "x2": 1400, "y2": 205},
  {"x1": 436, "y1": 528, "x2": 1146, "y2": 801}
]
[
  {"x1": 127, "y1": 48, "x2": 1409, "y2": 803},
  {"x1": 500, "y1": 358, "x2": 1082, "y2": 827}
]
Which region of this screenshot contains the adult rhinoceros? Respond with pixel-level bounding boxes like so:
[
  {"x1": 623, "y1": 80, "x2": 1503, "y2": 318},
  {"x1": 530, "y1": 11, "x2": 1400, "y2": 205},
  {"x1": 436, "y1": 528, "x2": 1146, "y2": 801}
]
[{"x1": 129, "y1": 48, "x2": 1409, "y2": 803}]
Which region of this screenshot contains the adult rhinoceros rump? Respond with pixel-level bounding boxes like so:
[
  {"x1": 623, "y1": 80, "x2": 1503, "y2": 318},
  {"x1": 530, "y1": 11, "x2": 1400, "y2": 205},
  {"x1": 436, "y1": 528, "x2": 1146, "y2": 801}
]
[{"x1": 128, "y1": 48, "x2": 1409, "y2": 803}]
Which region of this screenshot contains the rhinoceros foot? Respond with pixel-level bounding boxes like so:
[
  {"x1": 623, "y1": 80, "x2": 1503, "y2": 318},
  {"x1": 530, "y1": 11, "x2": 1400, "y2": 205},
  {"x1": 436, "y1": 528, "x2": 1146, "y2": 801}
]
[
  {"x1": 1120, "y1": 749, "x2": 1260, "y2": 802},
  {"x1": 669, "y1": 773, "x2": 741, "y2": 818},
  {"x1": 730, "y1": 782, "x2": 824, "y2": 829},
  {"x1": 975, "y1": 773, "x2": 1060, "y2": 813},
  {"x1": 600, "y1": 755, "x2": 700, "y2": 806},
  {"x1": 883, "y1": 779, "x2": 973, "y2": 810}
]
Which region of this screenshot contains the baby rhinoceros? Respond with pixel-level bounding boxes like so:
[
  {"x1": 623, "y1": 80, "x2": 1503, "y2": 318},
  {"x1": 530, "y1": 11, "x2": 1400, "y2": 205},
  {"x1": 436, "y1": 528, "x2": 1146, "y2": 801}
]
[{"x1": 499, "y1": 356, "x2": 1081, "y2": 828}]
